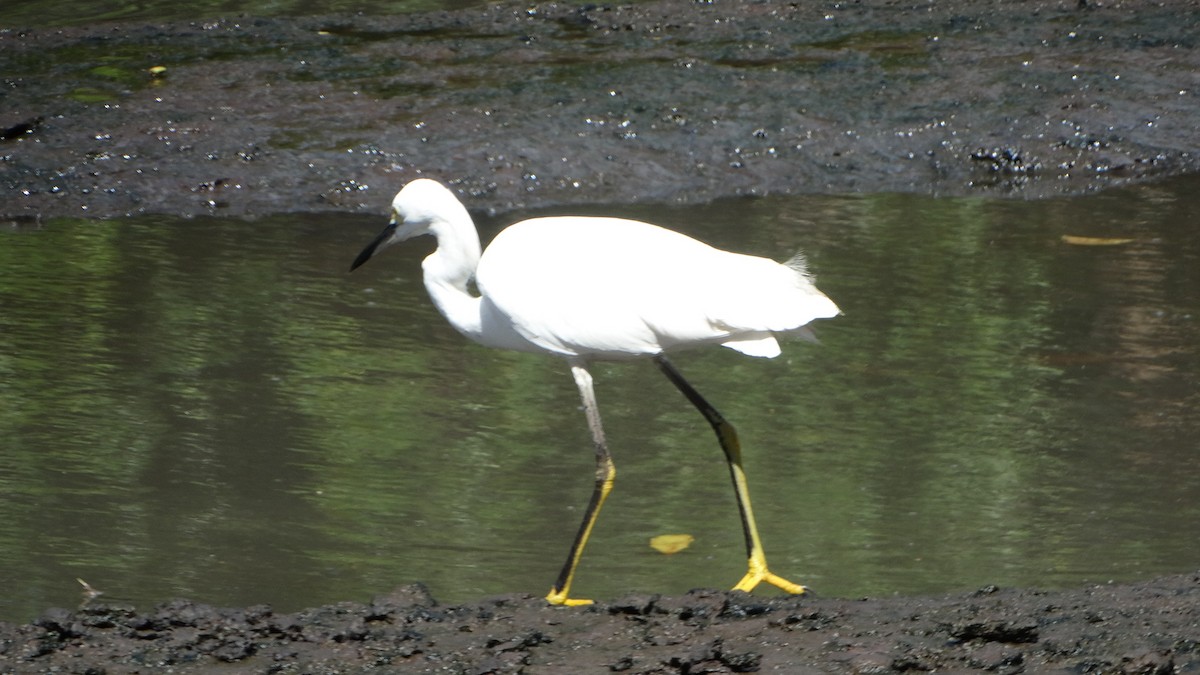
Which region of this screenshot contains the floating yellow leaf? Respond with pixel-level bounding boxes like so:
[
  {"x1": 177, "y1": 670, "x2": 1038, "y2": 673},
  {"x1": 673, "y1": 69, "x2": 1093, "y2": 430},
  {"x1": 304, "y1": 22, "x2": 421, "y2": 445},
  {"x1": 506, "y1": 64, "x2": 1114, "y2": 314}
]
[
  {"x1": 1061, "y1": 235, "x2": 1134, "y2": 246},
  {"x1": 76, "y1": 577, "x2": 103, "y2": 600},
  {"x1": 649, "y1": 533, "x2": 694, "y2": 555}
]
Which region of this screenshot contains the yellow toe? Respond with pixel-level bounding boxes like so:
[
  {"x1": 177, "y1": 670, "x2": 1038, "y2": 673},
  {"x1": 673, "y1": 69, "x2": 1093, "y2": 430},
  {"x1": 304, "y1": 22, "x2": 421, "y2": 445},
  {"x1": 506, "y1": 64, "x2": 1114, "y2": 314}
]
[
  {"x1": 732, "y1": 569, "x2": 807, "y2": 595},
  {"x1": 546, "y1": 588, "x2": 594, "y2": 607}
]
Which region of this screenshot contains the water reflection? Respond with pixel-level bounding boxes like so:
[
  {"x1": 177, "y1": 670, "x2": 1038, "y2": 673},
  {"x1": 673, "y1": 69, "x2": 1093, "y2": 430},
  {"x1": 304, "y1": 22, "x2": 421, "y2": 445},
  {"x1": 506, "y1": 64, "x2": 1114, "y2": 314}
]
[{"x1": 1, "y1": 177, "x2": 1198, "y2": 622}]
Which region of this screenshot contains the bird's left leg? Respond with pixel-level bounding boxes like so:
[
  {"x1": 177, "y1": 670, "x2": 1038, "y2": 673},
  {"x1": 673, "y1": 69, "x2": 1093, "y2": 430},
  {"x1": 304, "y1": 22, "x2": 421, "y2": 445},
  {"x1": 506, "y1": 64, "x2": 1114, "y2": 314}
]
[
  {"x1": 654, "y1": 354, "x2": 807, "y2": 596},
  {"x1": 545, "y1": 363, "x2": 616, "y2": 607}
]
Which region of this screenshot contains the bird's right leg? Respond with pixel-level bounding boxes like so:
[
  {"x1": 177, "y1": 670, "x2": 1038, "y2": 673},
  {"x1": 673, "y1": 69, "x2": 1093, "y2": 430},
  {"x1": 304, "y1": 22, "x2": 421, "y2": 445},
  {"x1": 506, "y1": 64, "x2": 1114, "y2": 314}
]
[
  {"x1": 546, "y1": 363, "x2": 616, "y2": 607},
  {"x1": 655, "y1": 355, "x2": 807, "y2": 597}
]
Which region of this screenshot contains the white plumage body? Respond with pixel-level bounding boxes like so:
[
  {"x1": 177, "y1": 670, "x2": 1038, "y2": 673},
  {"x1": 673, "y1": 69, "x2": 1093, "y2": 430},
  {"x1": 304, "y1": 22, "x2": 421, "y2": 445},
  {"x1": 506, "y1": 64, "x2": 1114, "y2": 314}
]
[{"x1": 474, "y1": 216, "x2": 838, "y2": 359}]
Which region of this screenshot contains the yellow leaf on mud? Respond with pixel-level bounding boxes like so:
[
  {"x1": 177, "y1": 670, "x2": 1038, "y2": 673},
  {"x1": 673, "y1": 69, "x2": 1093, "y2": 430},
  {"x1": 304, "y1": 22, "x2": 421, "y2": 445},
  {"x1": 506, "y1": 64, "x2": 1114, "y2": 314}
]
[
  {"x1": 649, "y1": 534, "x2": 695, "y2": 555},
  {"x1": 1061, "y1": 235, "x2": 1134, "y2": 246}
]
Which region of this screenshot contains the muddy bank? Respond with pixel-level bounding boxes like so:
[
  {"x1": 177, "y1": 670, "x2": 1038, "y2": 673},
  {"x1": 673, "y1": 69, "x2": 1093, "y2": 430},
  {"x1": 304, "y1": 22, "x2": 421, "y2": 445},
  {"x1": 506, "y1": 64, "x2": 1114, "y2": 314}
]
[
  {"x1": 1, "y1": 573, "x2": 1197, "y2": 673},
  {"x1": 2, "y1": 0, "x2": 1198, "y2": 221}
]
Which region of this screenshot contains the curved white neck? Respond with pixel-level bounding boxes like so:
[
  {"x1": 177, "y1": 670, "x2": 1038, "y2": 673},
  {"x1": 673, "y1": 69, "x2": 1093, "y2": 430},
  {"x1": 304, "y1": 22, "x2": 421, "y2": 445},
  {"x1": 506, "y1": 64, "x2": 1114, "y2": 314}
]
[{"x1": 421, "y1": 212, "x2": 485, "y2": 343}]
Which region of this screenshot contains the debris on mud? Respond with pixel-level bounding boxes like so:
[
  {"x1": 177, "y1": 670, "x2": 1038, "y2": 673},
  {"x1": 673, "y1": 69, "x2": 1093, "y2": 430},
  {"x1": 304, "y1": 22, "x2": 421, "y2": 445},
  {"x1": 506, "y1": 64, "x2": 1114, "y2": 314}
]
[{"x1": 2, "y1": 0, "x2": 1198, "y2": 220}]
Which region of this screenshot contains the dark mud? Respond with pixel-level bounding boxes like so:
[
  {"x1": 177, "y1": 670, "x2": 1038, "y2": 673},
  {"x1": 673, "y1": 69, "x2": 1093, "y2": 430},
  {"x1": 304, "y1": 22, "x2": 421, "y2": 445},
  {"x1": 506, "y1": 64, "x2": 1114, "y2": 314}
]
[
  {"x1": 3, "y1": 574, "x2": 1198, "y2": 673},
  {"x1": 2, "y1": 0, "x2": 1198, "y2": 221}
]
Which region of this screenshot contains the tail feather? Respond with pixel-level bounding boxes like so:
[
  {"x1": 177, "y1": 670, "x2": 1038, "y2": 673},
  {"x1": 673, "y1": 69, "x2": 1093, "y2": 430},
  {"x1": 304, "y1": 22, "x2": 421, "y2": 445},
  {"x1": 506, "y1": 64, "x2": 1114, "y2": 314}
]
[{"x1": 785, "y1": 251, "x2": 814, "y2": 281}]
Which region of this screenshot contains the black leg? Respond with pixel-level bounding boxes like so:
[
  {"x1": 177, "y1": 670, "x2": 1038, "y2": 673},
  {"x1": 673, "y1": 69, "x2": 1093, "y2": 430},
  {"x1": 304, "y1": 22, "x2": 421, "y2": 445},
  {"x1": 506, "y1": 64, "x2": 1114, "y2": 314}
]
[
  {"x1": 546, "y1": 363, "x2": 616, "y2": 606},
  {"x1": 655, "y1": 354, "x2": 807, "y2": 595}
]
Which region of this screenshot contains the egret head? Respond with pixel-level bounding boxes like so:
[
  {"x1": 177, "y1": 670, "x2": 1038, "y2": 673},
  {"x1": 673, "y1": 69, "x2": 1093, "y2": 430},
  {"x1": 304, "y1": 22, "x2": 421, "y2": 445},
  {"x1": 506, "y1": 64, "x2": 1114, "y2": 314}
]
[{"x1": 350, "y1": 179, "x2": 466, "y2": 271}]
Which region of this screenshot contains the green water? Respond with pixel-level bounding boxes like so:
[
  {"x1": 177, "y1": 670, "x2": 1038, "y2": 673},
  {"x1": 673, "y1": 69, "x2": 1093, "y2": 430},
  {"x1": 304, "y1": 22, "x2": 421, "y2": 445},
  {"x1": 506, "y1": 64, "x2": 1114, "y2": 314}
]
[{"x1": 1, "y1": 178, "x2": 1198, "y2": 622}]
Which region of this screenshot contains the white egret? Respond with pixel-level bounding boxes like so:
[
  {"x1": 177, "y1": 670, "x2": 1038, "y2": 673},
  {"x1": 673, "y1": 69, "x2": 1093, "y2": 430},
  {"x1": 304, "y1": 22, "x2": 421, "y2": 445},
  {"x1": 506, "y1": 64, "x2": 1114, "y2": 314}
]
[{"x1": 351, "y1": 178, "x2": 839, "y2": 606}]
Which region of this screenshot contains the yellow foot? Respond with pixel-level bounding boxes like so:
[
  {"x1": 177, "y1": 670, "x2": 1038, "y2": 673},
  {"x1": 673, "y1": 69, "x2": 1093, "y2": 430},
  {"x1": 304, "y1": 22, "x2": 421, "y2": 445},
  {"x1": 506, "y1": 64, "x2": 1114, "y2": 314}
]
[
  {"x1": 546, "y1": 587, "x2": 594, "y2": 607},
  {"x1": 732, "y1": 569, "x2": 808, "y2": 595}
]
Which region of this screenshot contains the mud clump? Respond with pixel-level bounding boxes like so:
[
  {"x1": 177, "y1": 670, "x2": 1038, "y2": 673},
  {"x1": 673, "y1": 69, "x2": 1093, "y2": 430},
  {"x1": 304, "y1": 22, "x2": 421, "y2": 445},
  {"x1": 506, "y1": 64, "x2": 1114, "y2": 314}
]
[{"x1": 2, "y1": 0, "x2": 1198, "y2": 221}]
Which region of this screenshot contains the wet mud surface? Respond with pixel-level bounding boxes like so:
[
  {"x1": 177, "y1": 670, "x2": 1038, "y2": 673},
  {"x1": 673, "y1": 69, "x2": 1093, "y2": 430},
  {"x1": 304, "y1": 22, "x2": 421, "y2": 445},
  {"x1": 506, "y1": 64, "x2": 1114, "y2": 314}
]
[
  {"x1": 3, "y1": 574, "x2": 1198, "y2": 673},
  {"x1": 2, "y1": 0, "x2": 1198, "y2": 220},
  {"x1": 4, "y1": 1, "x2": 1200, "y2": 671}
]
